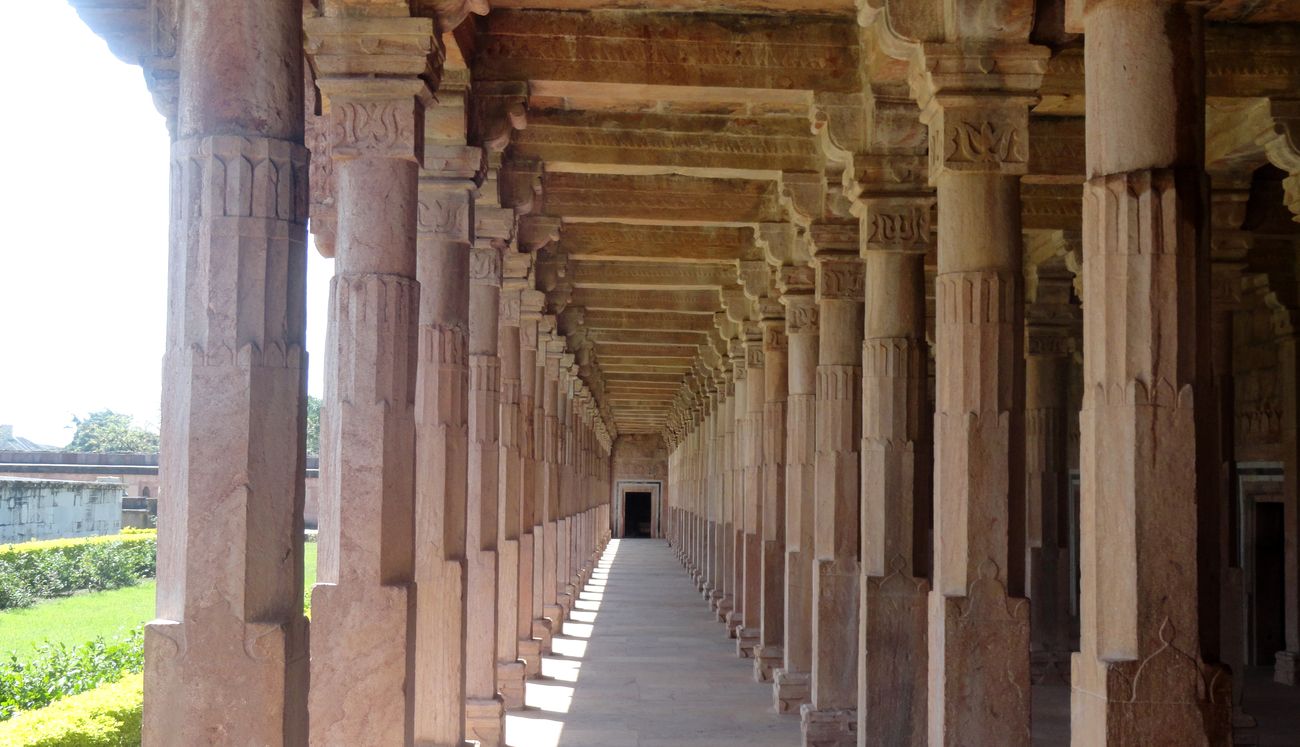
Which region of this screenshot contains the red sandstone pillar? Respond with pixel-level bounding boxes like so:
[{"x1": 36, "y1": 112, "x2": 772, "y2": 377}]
[
  {"x1": 1071, "y1": 1, "x2": 1231, "y2": 742},
  {"x1": 738, "y1": 329, "x2": 766, "y2": 658},
  {"x1": 496, "y1": 270, "x2": 526, "y2": 709},
  {"x1": 912, "y1": 42, "x2": 1045, "y2": 745},
  {"x1": 803, "y1": 233, "x2": 864, "y2": 747},
  {"x1": 856, "y1": 195, "x2": 933, "y2": 746},
  {"x1": 465, "y1": 242, "x2": 504, "y2": 745},
  {"x1": 775, "y1": 266, "x2": 818, "y2": 714},
  {"x1": 412, "y1": 90, "x2": 478, "y2": 747},
  {"x1": 517, "y1": 294, "x2": 543, "y2": 676},
  {"x1": 305, "y1": 16, "x2": 434, "y2": 744},
  {"x1": 755, "y1": 310, "x2": 789, "y2": 683},
  {"x1": 147, "y1": 1, "x2": 309, "y2": 742}
]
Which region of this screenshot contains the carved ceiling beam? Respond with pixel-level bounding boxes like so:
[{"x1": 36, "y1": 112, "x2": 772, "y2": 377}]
[
  {"x1": 568, "y1": 261, "x2": 736, "y2": 290},
  {"x1": 569, "y1": 287, "x2": 721, "y2": 314},
  {"x1": 475, "y1": 10, "x2": 862, "y2": 93},
  {"x1": 581, "y1": 309, "x2": 716, "y2": 333},
  {"x1": 535, "y1": 172, "x2": 787, "y2": 223},
  {"x1": 509, "y1": 109, "x2": 822, "y2": 174},
  {"x1": 557, "y1": 223, "x2": 756, "y2": 263},
  {"x1": 589, "y1": 329, "x2": 710, "y2": 346}
]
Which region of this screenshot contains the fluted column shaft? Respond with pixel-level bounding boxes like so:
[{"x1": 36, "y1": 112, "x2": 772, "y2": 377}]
[
  {"x1": 495, "y1": 286, "x2": 525, "y2": 709},
  {"x1": 775, "y1": 274, "x2": 819, "y2": 714},
  {"x1": 1073, "y1": 2, "x2": 1229, "y2": 743},
  {"x1": 739, "y1": 336, "x2": 766, "y2": 658},
  {"x1": 804, "y1": 252, "x2": 864, "y2": 747},
  {"x1": 465, "y1": 244, "x2": 503, "y2": 746},
  {"x1": 755, "y1": 320, "x2": 788, "y2": 683},
  {"x1": 148, "y1": 2, "x2": 309, "y2": 742},
  {"x1": 857, "y1": 219, "x2": 932, "y2": 746},
  {"x1": 411, "y1": 152, "x2": 476, "y2": 746},
  {"x1": 306, "y1": 27, "x2": 434, "y2": 741}
]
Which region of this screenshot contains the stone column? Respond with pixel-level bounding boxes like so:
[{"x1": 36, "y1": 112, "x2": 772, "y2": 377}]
[
  {"x1": 711, "y1": 380, "x2": 730, "y2": 614},
  {"x1": 739, "y1": 328, "x2": 766, "y2": 658},
  {"x1": 1024, "y1": 258, "x2": 1077, "y2": 686},
  {"x1": 726, "y1": 340, "x2": 747, "y2": 638},
  {"x1": 856, "y1": 194, "x2": 933, "y2": 746},
  {"x1": 911, "y1": 43, "x2": 1045, "y2": 746},
  {"x1": 1071, "y1": 1, "x2": 1230, "y2": 742},
  {"x1": 541, "y1": 340, "x2": 564, "y2": 630},
  {"x1": 803, "y1": 235, "x2": 864, "y2": 747},
  {"x1": 496, "y1": 267, "x2": 526, "y2": 709},
  {"x1": 755, "y1": 311, "x2": 789, "y2": 683},
  {"x1": 517, "y1": 292, "x2": 543, "y2": 676},
  {"x1": 555, "y1": 359, "x2": 576, "y2": 619},
  {"x1": 775, "y1": 266, "x2": 818, "y2": 714},
  {"x1": 305, "y1": 16, "x2": 433, "y2": 745},
  {"x1": 412, "y1": 92, "x2": 480, "y2": 746},
  {"x1": 148, "y1": 1, "x2": 309, "y2": 742},
  {"x1": 465, "y1": 242, "x2": 504, "y2": 746}
]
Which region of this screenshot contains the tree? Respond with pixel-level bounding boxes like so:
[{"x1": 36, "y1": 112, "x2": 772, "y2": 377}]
[
  {"x1": 306, "y1": 396, "x2": 322, "y2": 456},
  {"x1": 65, "y1": 411, "x2": 160, "y2": 453}
]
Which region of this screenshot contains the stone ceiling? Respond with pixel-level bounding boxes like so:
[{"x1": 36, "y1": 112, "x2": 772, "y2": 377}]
[{"x1": 70, "y1": 0, "x2": 1300, "y2": 438}]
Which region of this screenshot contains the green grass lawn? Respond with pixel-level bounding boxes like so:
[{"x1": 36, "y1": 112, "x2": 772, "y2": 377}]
[
  {"x1": 0, "y1": 583, "x2": 155, "y2": 655},
  {"x1": 1, "y1": 542, "x2": 319, "y2": 656}
]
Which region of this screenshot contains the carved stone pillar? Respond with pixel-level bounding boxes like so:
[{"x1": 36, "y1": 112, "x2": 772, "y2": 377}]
[
  {"x1": 855, "y1": 194, "x2": 933, "y2": 746},
  {"x1": 496, "y1": 269, "x2": 526, "y2": 709},
  {"x1": 517, "y1": 292, "x2": 543, "y2": 676},
  {"x1": 738, "y1": 328, "x2": 766, "y2": 658},
  {"x1": 755, "y1": 313, "x2": 789, "y2": 683},
  {"x1": 305, "y1": 16, "x2": 433, "y2": 745},
  {"x1": 147, "y1": 2, "x2": 309, "y2": 743},
  {"x1": 726, "y1": 339, "x2": 747, "y2": 638},
  {"x1": 1024, "y1": 257, "x2": 1078, "y2": 687},
  {"x1": 803, "y1": 238, "x2": 864, "y2": 747},
  {"x1": 412, "y1": 97, "x2": 479, "y2": 746},
  {"x1": 555, "y1": 359, "x2": 576, "y2": 619},
  {"x1": 465, "y1": 242, "x2": 504, "y2": 746},
  {"x1": 1071, "y1": 1, "x2": 1231, "y2": 742},
  {"x1": 775, "y1": 267, "x2": 818, "y2": 714},
  {"x1": 538, "y1": 331, "x2": 564, "y2": 648},
  {"x1": 911, "y1": 43, "x2": 1045, "y2": 746}
]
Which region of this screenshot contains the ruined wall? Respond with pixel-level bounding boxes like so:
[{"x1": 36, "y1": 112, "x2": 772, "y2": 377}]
[{"x1": 0, "y1": 478, "x2": 124, "y2": 543}]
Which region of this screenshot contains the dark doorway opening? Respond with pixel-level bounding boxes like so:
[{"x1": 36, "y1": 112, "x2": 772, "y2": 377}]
[
  {"x1": 624, "y1": 491, "x2": 652, "y2": 538},
  {"x1": 1253, "y1": 501, "x2": 1285, "y2": 665}
]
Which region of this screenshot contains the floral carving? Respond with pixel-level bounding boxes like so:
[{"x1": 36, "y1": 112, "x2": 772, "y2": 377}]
[{"x1": 330, "y1": 101, "x2": 415, "y2": 159}]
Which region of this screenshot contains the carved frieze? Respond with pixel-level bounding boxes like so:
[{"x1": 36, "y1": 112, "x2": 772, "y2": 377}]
[
  {"x1": 328, "y1": 99, "x2": 419, "y2": 161},
  {"x1": 470, "y1": 245, "x2": 503, "y2": 285},
  {"x1": 417, "y1": 184, "x2": 474, "y2": 243},
  {"x1": 861, "y1": 197, "x2": 934, "y2": 254}
]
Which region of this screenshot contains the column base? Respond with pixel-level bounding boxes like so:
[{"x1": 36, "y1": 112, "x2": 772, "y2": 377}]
[
  {"x1": 518, "y1": 638, "x2": 543, "y2": 678},
  {"x1": 773, "y1": 668, "x2": 810, "y2": 714},
  {"x1": 464, "y1": 696, "x2": 505, "y2": 747},
  {"x1": 496, "y1": 660, "x2": 526, "y2": 710},
  {"x1": 753, "y1": 644, "x2": 783, "y2": 683},
  {"x1": 1070, "y1": 652, "x2": 1231, "y2": 745},
  {"x1": 556, "y1": 592, "x2": 573, "y2": 622},
  {"x1": 725, "y1": 609, "x2": 743, "y2": 638},
  {"x1": 715, "y1": 596, "x2": 734, "y2": 624},
  {"x1": 799, "y1": 704, "x2": 856, "y2": 747},
  {"x1": 736, "y1": 627, "x2": 759, "y2": 658},
  {"x1": 534, "y1": 616, "x2": 555, "y2": 654},
  {"x1": 1275, "y1": 650, "x2": 1299, "y2": 686},
  {"x1": 1030, "y1": 649, "x2": 1071, "y2": 686}
]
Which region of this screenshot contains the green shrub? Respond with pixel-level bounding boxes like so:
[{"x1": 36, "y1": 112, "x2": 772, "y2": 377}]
[
  {"x1": 0, "y1": 632, "x2": 143, "y2": 721},
  {"x1": 0, "y1": 674, "x2": 141, "y2": 746},
  {"x1": 0, "y1": 536, "x2": 156, "y2": 610}
]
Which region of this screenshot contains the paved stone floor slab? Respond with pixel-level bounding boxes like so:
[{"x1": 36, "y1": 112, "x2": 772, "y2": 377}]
[{"x1": 507, "y1": 539, "x2": 800, "y2": 747}]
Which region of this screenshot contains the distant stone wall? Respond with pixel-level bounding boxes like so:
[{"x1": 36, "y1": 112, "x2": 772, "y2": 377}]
[
  {"x1": 0, "y1": 478, "x2": 124, "y2": 543},
  {"x1": 0, "y1": 452, "x2": 323, "y2": 528},
  {"x1": 612, "y1": 434, "x2": 667, "y2": 482}
]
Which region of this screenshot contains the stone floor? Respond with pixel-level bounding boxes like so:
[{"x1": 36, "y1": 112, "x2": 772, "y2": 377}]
[
  {"x1": 507, "y1": 538, "x2": 1300, "y2": 747},
  {"x1": 506, "y1": 538, "x2": 801, "y2": 747}
]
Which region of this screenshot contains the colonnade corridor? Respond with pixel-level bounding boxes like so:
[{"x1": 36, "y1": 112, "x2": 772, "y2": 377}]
[{"x1": 507, "y1": 539, "x2": 800, "y2": 747}]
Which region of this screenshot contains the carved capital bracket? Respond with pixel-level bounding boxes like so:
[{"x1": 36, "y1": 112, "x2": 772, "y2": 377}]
[
  {"x1": 305, "y1": 16, "x2": 440, "y2": 81},
  {"x1": 418, "y1": 180, "x2": 475, "y2": 243},
  {"x1": 858, "y1": 193, "x2": 935, "y2": 255},
  {"x1": 470, "y1": 243, "x2": 504, "y2": 287},
  {"x1": 472, "y1": 80, "x2": 529, "y2": 155},
  {"x1": 909, "y1": 44, "x2": 1048, "y2": 180},
  {"x1": 814, "y1": 255, "x2": 866, "y2": 302}
]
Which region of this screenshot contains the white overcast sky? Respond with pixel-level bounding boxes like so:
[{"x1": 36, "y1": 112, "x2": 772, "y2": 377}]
[{"x1": 0, "y1": 3, "x2": 333, "y2": 448}]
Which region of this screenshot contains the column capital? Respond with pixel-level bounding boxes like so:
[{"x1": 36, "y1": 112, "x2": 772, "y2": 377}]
[
  {"x1": 858, "y1": 194, "x2": 935, "y2": 256},
  {"x1": 783, "y1": 293, "x2": 820, "y2": 336},
  {"x1": 417, "y1": 180, "x2": 474, "y2": 243},
  {"x1": 304, "y1": 16, "x2": 439, "y2": 79},
  {"x1": 814, "y1": 255, "x2": 866, "y2": 302},
  {"x1": 777, "y1": 264, "x2": 816, "y2": 296},
  {"x1": 470, "y1": 243, "x2": 503, "y2": 286},
  {"x1": 909, "y1": 44, "x2": 1048, "y2": 180}
]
